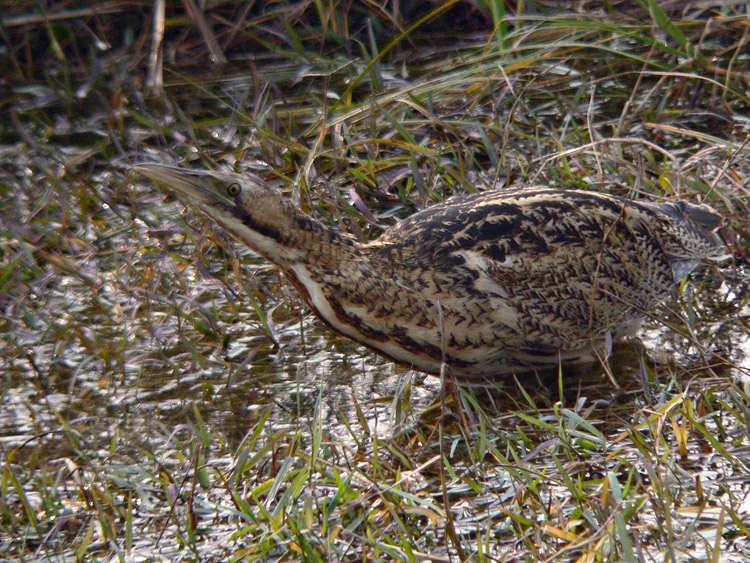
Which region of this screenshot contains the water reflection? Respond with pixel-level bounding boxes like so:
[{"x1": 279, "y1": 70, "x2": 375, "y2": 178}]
[{"x1": 1, "y1": 194, "x2": 746, "y2": 465}]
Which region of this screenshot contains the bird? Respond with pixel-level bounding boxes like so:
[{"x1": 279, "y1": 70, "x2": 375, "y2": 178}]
[{"x1": 134, "y1": 163, "x2": 728, "y2": 381}]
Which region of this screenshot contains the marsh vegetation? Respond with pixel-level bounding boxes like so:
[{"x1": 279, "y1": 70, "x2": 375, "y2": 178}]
[{"x1": 1, "y1": 1, "x2": 749, "y2": 561}]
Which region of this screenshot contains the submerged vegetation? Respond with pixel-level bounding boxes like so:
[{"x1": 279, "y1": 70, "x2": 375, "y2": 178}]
[{"x1": 1, "y1": 0, "x2": 749, "y2": 561}]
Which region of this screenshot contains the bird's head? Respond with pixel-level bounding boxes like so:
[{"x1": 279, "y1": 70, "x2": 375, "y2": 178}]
[
  {"x1": 134, "y1": 163, "x2": 280, "y2": 211},
  {"x1": 134, "y1": 163, "x2": 300, "y2": 258}
]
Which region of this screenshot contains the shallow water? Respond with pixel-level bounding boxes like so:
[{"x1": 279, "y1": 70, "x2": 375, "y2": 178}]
[
  {"x1": 2, "y1": 108, "x2": 748, "y2": 446},
  {"x1": 2, "y1": 204, "x2": 745, "y2": 460}
]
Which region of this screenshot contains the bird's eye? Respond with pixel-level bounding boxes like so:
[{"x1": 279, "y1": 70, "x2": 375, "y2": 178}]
[{"x1": 227, "y1": 183, "x2": 241, "y2": 196}]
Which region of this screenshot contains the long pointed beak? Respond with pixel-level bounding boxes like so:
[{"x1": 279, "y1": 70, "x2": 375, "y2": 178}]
[{"x1": 134, "y1": 163, "x2": 230, "y2": 206}]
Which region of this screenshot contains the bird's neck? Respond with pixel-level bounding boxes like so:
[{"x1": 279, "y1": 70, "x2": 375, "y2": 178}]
[
  {"x1": 239, "y1": 201, "x2": 370, "y2": 339},
  {"x1": 213, "y1": 194, "x2": 407, "y2": 361},
  {"x1": 207, "y1": 193, "x2": 361, "y2": 270}
]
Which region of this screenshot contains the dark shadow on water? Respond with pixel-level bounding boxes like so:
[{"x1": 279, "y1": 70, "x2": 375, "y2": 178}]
[{"x1": 403, "y1": 339, "x2": 737, "y2": 448}]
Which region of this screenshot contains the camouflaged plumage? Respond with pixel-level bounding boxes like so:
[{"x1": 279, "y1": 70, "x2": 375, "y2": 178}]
[{"x1": 136, "y1": 164, "x2": 727, "y2": 380}]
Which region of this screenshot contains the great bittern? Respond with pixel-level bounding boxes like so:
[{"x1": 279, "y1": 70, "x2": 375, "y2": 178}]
[{"x1": 135, "y1": 164, "x2": 727, "y2": 381}]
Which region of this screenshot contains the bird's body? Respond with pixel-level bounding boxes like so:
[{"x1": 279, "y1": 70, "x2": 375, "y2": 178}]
[{"x1": 135, "y1": 164, "x2": 727, "y2": 381}]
